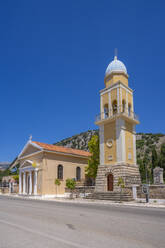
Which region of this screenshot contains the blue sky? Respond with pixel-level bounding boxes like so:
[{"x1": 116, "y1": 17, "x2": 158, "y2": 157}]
[{"x1": 1, "y1": 0, "x2": 165, "y2": 162}]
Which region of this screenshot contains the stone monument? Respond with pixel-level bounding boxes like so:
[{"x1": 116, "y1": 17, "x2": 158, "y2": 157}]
[{"x1": 153, "y1": 167, "x2": 164, "y2": 185}]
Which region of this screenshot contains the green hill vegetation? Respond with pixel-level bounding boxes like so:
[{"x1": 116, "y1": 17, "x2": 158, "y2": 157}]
[{"x1": 55, "y1": 131, "x2": 165, "y2": 183}]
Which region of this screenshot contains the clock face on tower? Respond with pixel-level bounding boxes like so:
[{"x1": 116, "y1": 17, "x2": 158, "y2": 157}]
[{"x1": 106, "y1": 139, "x2": 113, "y2": 148}]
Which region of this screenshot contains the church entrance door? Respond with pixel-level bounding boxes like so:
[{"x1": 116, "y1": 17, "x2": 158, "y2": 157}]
[{"x1": 107, "y1": 173, "x2": 113, "y2": 191}]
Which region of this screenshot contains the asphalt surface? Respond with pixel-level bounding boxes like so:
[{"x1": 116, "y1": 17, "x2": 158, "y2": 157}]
[{"x1": 0, "y1": 195, "x2": 165, "y2": 248}]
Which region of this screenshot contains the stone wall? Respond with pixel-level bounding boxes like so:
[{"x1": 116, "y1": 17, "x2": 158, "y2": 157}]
[
  {"x1": 65, "y1": 186, "x2": 95, "y2": 197},
  {"x1": 95, "y1": 163, "x2": 141, "y2": 192},
  {"x1": 137, "y1": 185, "x2": 165, "y2": 199}
]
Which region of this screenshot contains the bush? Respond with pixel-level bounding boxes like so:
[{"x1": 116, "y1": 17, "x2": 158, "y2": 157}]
[
  {"x1": 66, "y1": 178, "x2": 76, "y2": 190},
  {"x1": 13, "y1": 175, "x2": 19, "y2": 183},
  {"x1": 66, "y1": 179, "x2": 76, "y2": 198}
]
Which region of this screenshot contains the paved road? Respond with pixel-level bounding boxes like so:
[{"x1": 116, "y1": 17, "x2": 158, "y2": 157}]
[{"x1": 0, "y1": 196, "x2": 165, "y2": 248}]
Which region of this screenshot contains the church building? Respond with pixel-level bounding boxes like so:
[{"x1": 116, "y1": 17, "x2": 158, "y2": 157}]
[
  {"x1": 95, "y1": 55, "x2": 141, "y2": 192},
  {"x1": 17, "y1": 139, "x2": 90, "y2": 196}
]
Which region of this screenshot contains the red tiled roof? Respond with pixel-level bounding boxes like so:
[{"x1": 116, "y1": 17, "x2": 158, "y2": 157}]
[{"x1": 32, "y1": 141, "x2": 91, "y2": 158}]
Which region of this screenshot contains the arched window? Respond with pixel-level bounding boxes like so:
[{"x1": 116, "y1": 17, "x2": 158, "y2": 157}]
[
  {"x1": 122, "y1": 100, "x2": 126, "y2": 113},
  {"x1": 128, "y1": 103, "x2": 131, "y2": 116},
  {"x1": 104, "y1": 104, "x2": 109, "y2": 119},
  {"x1": 76, "y1": 167, "x2": 81, "y2": 181},
  {"x1": 112, "y1": 100, "x2": 117, "y2": 115},
  {"x1": 57, "y1": 165, "x2": 63, "y2": 180}
]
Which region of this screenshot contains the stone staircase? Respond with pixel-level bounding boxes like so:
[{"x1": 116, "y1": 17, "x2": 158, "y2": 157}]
[{"x1": 86, "y1": 191, "x2": 133, "y2": 201}]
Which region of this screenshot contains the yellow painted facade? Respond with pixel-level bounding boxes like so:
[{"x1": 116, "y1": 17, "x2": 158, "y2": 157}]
[
  {"x1": 41, "y1": 153, "x2": 87, "y2": 195},
  {"x1": 125, "y1": 121, "x2": 134, "y2": 164},
  {"x1": 104, "y1": 73, "x2": 128, "y2": 88},
  {"x1": 18, "y1": 142, "x2": 90, "y2": 196},
  {"x1": 104, "y1": 122, "x2": 116, "y2": 165}
]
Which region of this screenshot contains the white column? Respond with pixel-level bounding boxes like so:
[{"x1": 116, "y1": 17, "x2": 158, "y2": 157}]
[
  {"x1": 117, "y1": 87, "x2": 120, "y2": 113},
  {"x1": 9, "y1": 182, "x2": 11, "y2": 194},
  {"x1": 23, "y1": 172, "x2": 26, "y2": 194},
  {"x1": 120, "y1": 87, "x2": 122, "y2": 113},
  {"x1": 108, "y1": 91, "x2": 112, "y2": 117},
  {"x1": 99, "y1": 125, "x2": 104, "y2": 165},
  {"x1": 126, "y1": 90, "x2": 128, "y2": 114},
  {"x1": 29, "y1": 171, "x2": 32, "y2": 195},
  {"x1": 132, "y1": 92, "x2": 134, "y2": 112},
  {"x1": 133, "y1": 125, "x2": 137, "y2": 164},
  {"x1": 132, "y1": 185, "x2": 137, "y2": 200},
  {"x1": 116, "y1": 119, "x2": 126, "y2": 163},
  {"x1": 100, "y1": 95, "x2": 104, "y2": 120},
  {"x1": 19, "y1": 171, "x2": 22, "y2": 194},
  {"x1": 34, "y1": 170, "x2": 38, "y2": 195}
]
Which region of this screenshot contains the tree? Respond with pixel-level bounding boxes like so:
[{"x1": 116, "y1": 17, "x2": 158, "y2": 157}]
[
  {"x1": 159, "y1": 143, "x2": 165, "y2": 179},
  {"x1": 143, "y1": 153, "x2": 152, "y2": 183},
  {"x1": 66, "y1": 179, "x2": 76, "y2": 198},
  {"x1": 13, "y1": 175, "x2": 19, "y2": 184},
  {"x1": 85, "y1": 135, "x2": 99, "y2": 181},
  {"x1": 54, "y1": 178, "x2": 61, "y2": 196},
  {"x1": 137, "y1": 158, "x2": 145, "y2": 183},
  {"x1": 151, "y1": 147, "x2": 158, "y2": 180},
  {"x1": 117, "y1": 177, "x2": 125, "y2": 202},
  {"x1": 152, "y1": 147, "x2": 158, "y2": 167}
]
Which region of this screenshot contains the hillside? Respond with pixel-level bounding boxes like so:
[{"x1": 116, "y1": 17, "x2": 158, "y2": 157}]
[
  {"x1": 54, "y1": 130, "x2": 165, "y2": 159},
  {"x1": 0, "y1": 162, "x2": 10, "y2": 171}
]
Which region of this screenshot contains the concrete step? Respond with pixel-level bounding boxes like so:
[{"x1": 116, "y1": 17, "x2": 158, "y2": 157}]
[{"x1": 86, "y1": 192, "x2": 133, "y2": 201}]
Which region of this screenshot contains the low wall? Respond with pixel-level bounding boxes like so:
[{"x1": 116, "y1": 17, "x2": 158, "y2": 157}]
[
  {"x1": 137, "y1": 185, "x2": 165, "y2": 199},
  {"x1": 0, "y1": 185, "x2": 19, "y2": 194},
  {"x1": 65, "y1": 186, "x2": 95, "y2": 197},
  {"x1": 0, "y1": 187, "x2": 9, "y2": 194}
]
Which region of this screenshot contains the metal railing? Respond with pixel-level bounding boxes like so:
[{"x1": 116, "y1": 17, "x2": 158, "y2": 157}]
[{"x1": 95, "y1": 106, "x2": 139, "y2": 122}]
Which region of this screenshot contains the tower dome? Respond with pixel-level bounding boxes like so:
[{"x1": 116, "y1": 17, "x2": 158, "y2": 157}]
[{"x1": 105, "y1": 56, "x2": 127, "y2": 76}]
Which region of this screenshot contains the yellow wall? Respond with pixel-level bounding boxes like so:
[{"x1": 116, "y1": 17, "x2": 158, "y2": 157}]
[
  {"x1": 102, "y1": 92, "x2": 109, "y2": 112},
  {"x1": 19, "y1": 149, "x2": 88, "y2": 195},
  {"x1": 128, "y1": 92, "x2": 133, "y2": 108},
  {"x1": 125, "y1": 121, "x2": 134, "y2": 164},
  {"x1": 104, "y1": 122, "x2": 116, "y2": 165},
  {"x1": 105, "y1": 73, "x2": 128, "y2": 88},
  {"x1": 41, "y1": 152, "x2": 88, "y2": 195}
]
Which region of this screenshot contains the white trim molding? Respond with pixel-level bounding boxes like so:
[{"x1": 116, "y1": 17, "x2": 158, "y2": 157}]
[
  {"x1": 18, "y1": 140, "x2": 42, "y2": 159},
  {"x1": 117, "y1": 87, "x2": 120, "y2": 113},
  {"x1": 108, "y1": 91, "x2": 112, "y2": 116},
  {"x1": 100, "y1": 81, "x2": 133, "y2": 96},
  {"x1": 133, "y1": 125, "x2": 137, "y2": 164},
  {"x1": 116, "y1": 118, "x2": 126, "y2": 163},
  {"x1": 99, "y1": 125, "x2": 104, "y2": 165}
]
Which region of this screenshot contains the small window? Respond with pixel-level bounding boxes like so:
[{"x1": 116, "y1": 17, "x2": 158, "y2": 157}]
[
  {"x1": 57, "y1": 165, "x2": 63, "y2": 180},
  {"x1": 76, "y1": 167, "x2": 81, "y2": 181},
  {"x1": 122, "y1": 100, "x2": 126, "y2": 113},
  {"x1": 112, "y1": 100, "x2": 117, "y2": 115},
  {"x1": 104, "y1": 104, "x2": 109, "y2": 119},
  {"x1": 128, "y1": 103, "x2": 131, "y2": 116}
]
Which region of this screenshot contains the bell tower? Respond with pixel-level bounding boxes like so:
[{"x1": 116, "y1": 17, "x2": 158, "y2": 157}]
[{"x1": 95, "y1": 55, "x2": 141, "y2": 192}]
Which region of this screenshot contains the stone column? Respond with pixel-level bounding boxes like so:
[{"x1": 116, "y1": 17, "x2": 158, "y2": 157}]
[
  {"x1": 29, "y1": 171, "x2": 32, "y2": 195},
  {"x1": 23, "y1": 172, "x2": 26, "y2": 194},
  {"x1": 19, "y1": 171, "x2": 22, "y2": 194},
  {"x1": 9, "y1": 182, "x2": 12, "y2": 194},
  {"x1": 34, "y1": 170, "x2": 38, "y2": 195},
  {"x1": 132, "y1": 185, "x2": 138, "y2": 200}
]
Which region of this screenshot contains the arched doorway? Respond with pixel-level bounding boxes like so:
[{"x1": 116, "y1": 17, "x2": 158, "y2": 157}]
[{"x1": 107, "y1": 173, "x2": 113, "y2": 191}]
